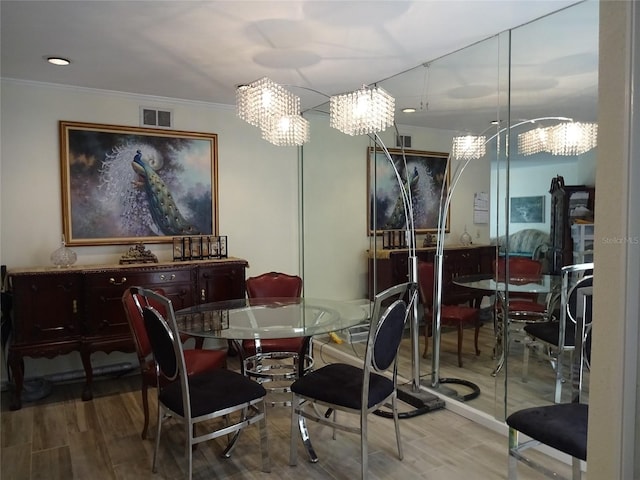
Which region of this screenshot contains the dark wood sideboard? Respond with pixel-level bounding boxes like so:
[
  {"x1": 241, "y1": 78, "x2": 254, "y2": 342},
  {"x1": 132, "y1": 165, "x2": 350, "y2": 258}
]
[
  {"x1": 7, "y1": 258, "x2": 248, "y2": 410},
  {"x1": 368, "y1": 244, "x2": 496, "y2": 305}
]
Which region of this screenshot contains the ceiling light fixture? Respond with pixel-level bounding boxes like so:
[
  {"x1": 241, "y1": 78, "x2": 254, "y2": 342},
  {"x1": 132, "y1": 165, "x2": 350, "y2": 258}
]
[
  {"x1": 262, "y1": 114, "x2": 310, "y2": 147},
  {"x1": 236, "y1": 77, "x2": 396, "y2": 145},
  {"x1": 236, "y1": 77, "x2": 300, "y2": 130},
  {"x1": 518, "y1": 121, "x2": 597, "y2": 156},
  {"x1": 451, "y1": 135, "x2": 487, "y2": 160},
  {"x1": 47, "y1": 57, "x2": 71, "y2": 66},
  {"x1": 330, "y1": 84, "x2": 395, "y2": 136},
  {"x1": 547, "y1": 122, "x2": 598, "y2": 156},
  {"x1": 402, "y1": 107, "x2": 416, "y2": 113}
]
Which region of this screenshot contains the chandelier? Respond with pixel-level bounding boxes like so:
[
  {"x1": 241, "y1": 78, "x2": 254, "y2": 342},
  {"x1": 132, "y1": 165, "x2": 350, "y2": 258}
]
[
  {"x1": 236, "y1": 78, "x2": 395, "y2": 145},
  {"x1": 236, "y1": 77, "x2": 300, "y2": 129},
  {"x1": 451, "y1": 135, "x2": 487, "y2": 160},
  {"x1": 518, "y1": 121, "x2": 598, "y2": 156},
  {"x1": 262, "y1": 114, "x2": 310, "y2": 147},
  {"x1": 329, "y1": 85, "x2": 395, "y2": 136},
  {"x1": 517, "y1": 127, "x2": 550, "y2": 156},
  {"x1": 547, "y1": 122, "x2": 598, "y2": 155}
]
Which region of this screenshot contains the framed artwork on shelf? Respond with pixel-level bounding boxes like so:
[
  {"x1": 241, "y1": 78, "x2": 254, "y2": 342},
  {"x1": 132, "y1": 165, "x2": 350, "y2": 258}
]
[
  {"x1": 367, "y1": 147, "x2": 449, "y2": 235},
  {"x1": 510, "y1": 195, "x2": 545, "y2": 223},
  {"x1": 59, "y1": 121, "x2": 218, "y2": 246}
]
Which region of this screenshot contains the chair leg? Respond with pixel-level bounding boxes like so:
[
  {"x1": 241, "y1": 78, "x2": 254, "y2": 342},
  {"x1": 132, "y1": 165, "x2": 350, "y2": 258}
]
[
  {"x1": 258, "y1": 400, "x2": 271, "y2": 473},
  {"x1": 457, "y1": 324, "x2": 464, "y2": 367},
  {"x1": 555, "y1": 349, "x2": 567, "y2": 403},
  {"x1": 422, "y1": 322, "x2": 430, "y2": 358},
  {"x1": 360, "y1": 409, "x2": 368, "y2": 480},
  {"x1": 140, "y1": 380, "x2": 150, "y2": 439},
  {"x1": 152, "y1": 404, "x2": 163, "y2": 474},
  {"x1": 186, "y1": 420, "x2": 193, "y2": 480},
  {"x1": 522, "y1": 340, "x2": 530, "y2": 382},
  {"x1": 572, "y1": 456, "x2": 582, "y2": 479},
  {"x1": 392, "y1": 394, "x2": 403, "y2": 460},
  {"x1": 474, "y1": 321, "x2": 481, "y2": 356},
  {"x1": 508, "y1": 427, "x2": 519, "y2": 480},
  {"x1": 289, "y1": 395, "x2": 300, "y2": 466}
]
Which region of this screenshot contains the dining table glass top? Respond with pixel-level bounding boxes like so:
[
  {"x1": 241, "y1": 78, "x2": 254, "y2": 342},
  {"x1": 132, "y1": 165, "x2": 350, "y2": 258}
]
[
  {"x1": 453, "y1": 273, "x2": 560, "y2": 294},
  {"x1": 175, "y1": 297, "x2": 371, "y2": 339}
]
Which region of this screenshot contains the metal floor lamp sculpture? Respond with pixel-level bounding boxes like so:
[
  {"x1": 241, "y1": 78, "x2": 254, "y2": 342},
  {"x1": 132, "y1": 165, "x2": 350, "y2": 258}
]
[
  {"x1": 371, "y1": 132, "x2": 446, "y2": 415},
  {"x1": 431, "y1": 145, "x2": 483, "y2": 400}
]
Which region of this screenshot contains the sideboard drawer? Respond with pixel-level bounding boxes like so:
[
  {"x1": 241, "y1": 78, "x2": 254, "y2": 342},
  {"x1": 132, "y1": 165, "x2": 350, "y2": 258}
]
[{"x1": 86, "y1": 268, "x2": 193, "y2": 288}]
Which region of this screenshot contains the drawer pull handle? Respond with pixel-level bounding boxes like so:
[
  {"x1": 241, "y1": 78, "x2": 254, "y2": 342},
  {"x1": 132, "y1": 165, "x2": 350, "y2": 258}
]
[
  {"x1": 73, "y1": 299, "x2": 77, "y2": 314},
  {"x1": 201, "y1": 289, "x2": 206, "y2": 302},
  {"x1": 160, "y1": 274, "x2": 176, "y2": 281},
  {"x1": 109, "y1": 277, "x2": 127, "y2": 286}
]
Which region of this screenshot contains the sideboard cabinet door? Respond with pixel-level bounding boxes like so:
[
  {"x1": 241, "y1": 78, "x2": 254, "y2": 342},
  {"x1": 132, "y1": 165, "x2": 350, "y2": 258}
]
[
  {"x1": 10, "y1": 272, "x2": 82, "y2": 344},
  {"x1": 197, "y1": 262, "x2": 247, "y2": 303},
  {"x1": 8, "y1": 272, "x2": 82, "y2": 410}
]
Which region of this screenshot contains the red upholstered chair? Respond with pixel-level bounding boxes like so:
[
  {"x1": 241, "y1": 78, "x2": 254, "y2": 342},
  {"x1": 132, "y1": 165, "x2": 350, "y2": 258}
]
[
  {"x1": 241, "y1": 272, "x2": 311, "y2": 406},
  {"x1": 492, "y1": 257, "x2": 548, "y2": 318},
  {"x1": 418, "y1": 261, "x2": 481, "y2": 367},
  {"x1": 122, "y1": 287, "x2": 227, "y2": 439}
]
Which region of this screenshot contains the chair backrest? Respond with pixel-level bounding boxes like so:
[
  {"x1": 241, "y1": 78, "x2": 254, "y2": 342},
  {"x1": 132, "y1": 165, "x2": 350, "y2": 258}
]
[
  {"x1": 137, "y1": 287, "x2": 193, "y2": 415},
  {"x1": 417, "y1": 261, "x2": 435, "y2": 307},
  {"x1": 143, "y1": 305, "x2": 180, "y2": 382},
  {"x1": 560, "y1": 263, "x2": 594, "y2": 400},
  {"x1": 246, "y1": 271, "x2": 302, "y2": 299},
  {"x1": 493, "y1": 256, "x2": 542, "y2": 279},
  {"x1": 122, "y1": 287, "x2": 167, "y2": 359},
  {"x1": 364, "y1": 282, "x2": 411, "y2": 376}
]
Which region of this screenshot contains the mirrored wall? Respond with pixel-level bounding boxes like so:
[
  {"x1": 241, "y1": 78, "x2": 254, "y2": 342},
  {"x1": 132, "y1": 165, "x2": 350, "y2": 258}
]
[{"x1": 301, "y1": 0, "x2": 598, "y2": 421}]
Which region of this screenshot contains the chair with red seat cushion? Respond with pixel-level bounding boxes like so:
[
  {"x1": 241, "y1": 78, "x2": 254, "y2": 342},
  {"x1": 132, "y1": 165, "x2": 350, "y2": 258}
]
[
  {"x1": 240, "y1": 271, "x2": 310, "y2": 406},
  {"x1": 122, "y1": 287, "x2": 227, "y2": 439},
  {"x1": 418, "y1": 261, "x2": 481, "y2": 367},
  {"x1": 493, "y1": 256, "x2": 549, "y2": 318}
]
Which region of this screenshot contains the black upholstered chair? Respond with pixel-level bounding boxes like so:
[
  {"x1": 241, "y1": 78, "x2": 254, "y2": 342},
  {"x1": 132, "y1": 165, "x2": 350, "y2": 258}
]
[
  {"x1": 289, "y1": 282, "x2": 410, "y2": 480},
  {"x1": 135, "y1": 287, "x2": 270, "y2": 480},
  {"x1": 522, "y1": 263, "x2": 593, "y2": 403},
  {"x1": 121, "y1": 287, "x2": 227, "y2": 439},
  {"x1": 506, "y1": 263, "x2": 593, "y2": 479}
]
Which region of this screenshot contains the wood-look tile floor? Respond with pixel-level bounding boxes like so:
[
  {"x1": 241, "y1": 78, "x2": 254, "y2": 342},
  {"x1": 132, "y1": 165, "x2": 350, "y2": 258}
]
[{"x1": 1, "y1": 349, "x2": 577, "y2": 480}]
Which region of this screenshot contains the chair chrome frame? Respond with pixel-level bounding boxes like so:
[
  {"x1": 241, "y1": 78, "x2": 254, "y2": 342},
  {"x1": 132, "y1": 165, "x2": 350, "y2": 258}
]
[
  {"x1": 522, "y1": 262, "x2": 593, "y2": 403},
  {"x1": 135, "y1": 287, "x2": 270, "y2": 480},
  {"x1": 507, "y1": 262, "x2": 593, "y2": 480},
  {"x1": 289, "y1": 282, "x2": 411, "y2": 480}
]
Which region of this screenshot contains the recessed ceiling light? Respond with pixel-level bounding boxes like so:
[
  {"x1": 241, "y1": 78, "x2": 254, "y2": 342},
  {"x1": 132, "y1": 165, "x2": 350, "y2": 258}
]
[
  {"x1": 47, "y1": 57, "x2": 71, "y2": 66},
  {"x1": 402, "y1": 107, "x2": 416, "y2": 113}
]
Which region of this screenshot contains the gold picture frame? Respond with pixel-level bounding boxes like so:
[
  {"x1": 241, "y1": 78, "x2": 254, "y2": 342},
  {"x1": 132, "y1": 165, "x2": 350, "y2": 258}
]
[
  {"x1": 367, "y1": 147, "x2": 449, "y2": 235},
  {"x1": 59, "y1": 121, "x2": 218, "y2": 246}
]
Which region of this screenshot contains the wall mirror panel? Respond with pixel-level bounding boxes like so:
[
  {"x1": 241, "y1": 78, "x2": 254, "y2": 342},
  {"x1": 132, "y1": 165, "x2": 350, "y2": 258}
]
[{"x1": 300, "y1": 0, "x2": 598, "y2": 422}]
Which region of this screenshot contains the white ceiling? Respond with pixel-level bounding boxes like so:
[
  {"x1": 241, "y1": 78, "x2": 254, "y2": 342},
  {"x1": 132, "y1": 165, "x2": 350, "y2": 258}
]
[{"x1": 1, "y1": 0, "x2": 589, "y2": 131}]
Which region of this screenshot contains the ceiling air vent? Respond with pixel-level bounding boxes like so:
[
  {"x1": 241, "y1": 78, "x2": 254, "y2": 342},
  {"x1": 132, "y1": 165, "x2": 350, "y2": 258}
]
[
  {"x1": 140, "y1": 107, "x2": 173, "y2": 128},
  {"x1": 396, "y1": 135, "x2": 411, "y2": 148}
]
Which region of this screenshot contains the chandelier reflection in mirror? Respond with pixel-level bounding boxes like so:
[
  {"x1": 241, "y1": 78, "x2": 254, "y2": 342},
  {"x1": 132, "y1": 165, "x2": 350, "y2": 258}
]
[
  {"x1": 236, "y1": 77, "x2": 394, "y2": 145},
  {"x1": 517, "y1": 121, "x2": 598, "y2": 156},
  {"x1": 451, "y1": 135, "x2": 487, "y2": 160}
]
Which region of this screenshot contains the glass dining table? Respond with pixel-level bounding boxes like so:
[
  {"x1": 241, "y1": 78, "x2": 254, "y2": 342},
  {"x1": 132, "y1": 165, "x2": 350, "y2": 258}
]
[
  {"x1": 453, "y1": 273, "x2": 561, "y2": 376},
  {"x1": 175, "y1": 296, "x2": 371, "y2": 462}
]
